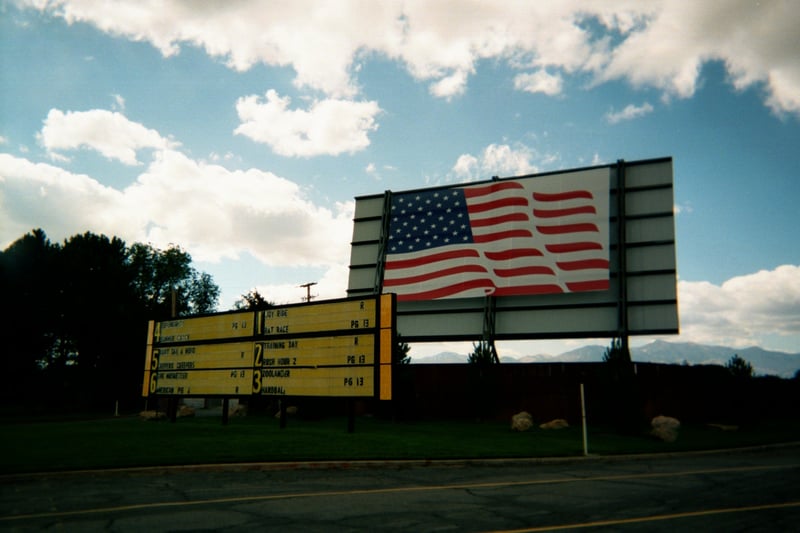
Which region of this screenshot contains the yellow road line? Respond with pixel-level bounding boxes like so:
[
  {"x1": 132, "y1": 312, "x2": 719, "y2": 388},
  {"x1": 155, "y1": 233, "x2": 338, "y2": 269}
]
[
  {"x1": 2, "y1": 463, "x2": 796, "y2": 522},
  {"x1": 491, "y1": 500, "x2": 800, "y2": 532}
]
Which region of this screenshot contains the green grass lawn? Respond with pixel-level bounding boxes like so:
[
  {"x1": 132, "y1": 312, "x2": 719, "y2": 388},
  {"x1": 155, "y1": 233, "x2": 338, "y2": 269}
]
[{"x1": 2, "y1": 414, "x2": 799, "y2": 475}]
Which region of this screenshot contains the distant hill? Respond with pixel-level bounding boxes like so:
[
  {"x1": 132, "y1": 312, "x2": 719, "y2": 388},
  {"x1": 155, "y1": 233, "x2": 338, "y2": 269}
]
[{"x1": 410, "y1": 340, "x2": 800, "y2": 378}]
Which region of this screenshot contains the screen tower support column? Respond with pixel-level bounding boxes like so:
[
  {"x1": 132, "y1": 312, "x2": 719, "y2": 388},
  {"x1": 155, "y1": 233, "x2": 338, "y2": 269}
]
[
  {"x1": 373, "y1": 190, "x2": 392, "y2": 295},
  {"x1": 483, "y1": 295, "x2": 500, "y2": 364},
  {"x1": 616, "y1": 159, "x2": 631, "y2": 361}
]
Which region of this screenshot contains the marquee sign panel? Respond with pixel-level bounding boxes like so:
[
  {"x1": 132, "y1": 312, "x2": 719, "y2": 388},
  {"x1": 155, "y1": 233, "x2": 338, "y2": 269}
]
[{"x1": 143, "y1": 294, "x2": 396, "y2": 400}]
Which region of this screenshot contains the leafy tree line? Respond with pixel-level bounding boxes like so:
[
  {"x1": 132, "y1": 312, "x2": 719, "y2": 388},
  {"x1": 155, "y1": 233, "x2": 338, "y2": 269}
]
[{"x1": 0, "y1": 229, "x2": 221, "y2": 412}]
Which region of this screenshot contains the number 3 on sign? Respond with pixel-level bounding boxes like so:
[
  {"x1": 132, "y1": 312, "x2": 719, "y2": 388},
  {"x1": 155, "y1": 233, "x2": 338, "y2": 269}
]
[{"x1": 252, "y1": 370, "x2": 261, "y2": 393}]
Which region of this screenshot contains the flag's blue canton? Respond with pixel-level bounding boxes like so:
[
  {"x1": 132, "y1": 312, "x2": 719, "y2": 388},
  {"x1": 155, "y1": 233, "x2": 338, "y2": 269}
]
[{"x1": 389, "y1": 189, "x2": 474, "y2": 253}]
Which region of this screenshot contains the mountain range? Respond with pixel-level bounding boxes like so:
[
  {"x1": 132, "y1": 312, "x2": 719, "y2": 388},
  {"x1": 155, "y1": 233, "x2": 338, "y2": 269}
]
[{"x1": 410, "y1": 340, "x2": 800, "y2": 378}]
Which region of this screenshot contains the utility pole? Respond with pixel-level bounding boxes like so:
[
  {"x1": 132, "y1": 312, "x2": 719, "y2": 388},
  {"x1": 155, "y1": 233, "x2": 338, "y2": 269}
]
[{"x1": 299, "y1": 282, "x2": 317, "y2": 302}]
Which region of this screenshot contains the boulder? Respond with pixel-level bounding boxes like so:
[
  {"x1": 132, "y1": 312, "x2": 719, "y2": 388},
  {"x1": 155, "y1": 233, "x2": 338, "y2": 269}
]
[
  {"x1": 651, "y1": 415, "x2": 680, "y2": 442},
  {"x1": 540, "y1": 419, "x2": 569, "y2": 430},
  {"x1": 139, "y1": 410, "x2": 166, "y2": 421},
  {"x1": 229, "y1": 404, "x2": 247, "y2": 417},
  {"x1": 274, "y1": 405, "x2": 299, "y2": 418},
  {"x1": 511, "y1": 411, "x2": 534, "y2": 432},
  {"x1": 177, "y1": 405, "x2": 196, "y2": 418}
]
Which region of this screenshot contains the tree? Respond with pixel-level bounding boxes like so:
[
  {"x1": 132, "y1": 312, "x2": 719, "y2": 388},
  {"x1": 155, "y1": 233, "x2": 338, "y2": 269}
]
[
  {"x1": 0, "y1": 229, "x2": 220, "y2": 410},
  {"x1": 188, "y1": 272, "x2": 220, "y2": 314},
  {"x1": 394, "y1": 335, "x2": 411, "y2": 365},
  {"x1": 468, "y1": 340, "x2": 496, "y2": 366},
  {"x1": 601, "y1": 337, "x2": 640, "y2": 433},
  {"x1": 234, "y1": 289, "x2": 274, "y2": 310},
  {"x1": 0, "y1": 229, "x2": 59, "y2": 387},
  {"x1": 467, "y1": 340, "x2": 498, "y2": 419},
  {"x1": 603, "y1": 337, "x2": 631, "y2": 364},
  {"x1": 128, "y1": 242, "x2": 218, "y2": 317},
  {"x1": 726, "y1": 354, "x2": 754, "y2": 379}
]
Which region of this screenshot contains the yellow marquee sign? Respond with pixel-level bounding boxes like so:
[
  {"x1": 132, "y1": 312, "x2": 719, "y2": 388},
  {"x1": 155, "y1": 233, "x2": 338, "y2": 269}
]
[{"x1": 143, "y1": 294, "x2": 395, "y2": 400}]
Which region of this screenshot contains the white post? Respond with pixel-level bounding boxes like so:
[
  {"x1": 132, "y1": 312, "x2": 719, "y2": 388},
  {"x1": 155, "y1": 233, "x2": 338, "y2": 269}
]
[{"x1": 580, "y1": 383, "x2": 588, "y2": 456}]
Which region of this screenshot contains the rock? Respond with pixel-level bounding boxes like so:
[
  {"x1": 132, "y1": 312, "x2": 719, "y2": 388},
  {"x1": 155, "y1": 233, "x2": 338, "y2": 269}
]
[
  {"x1": 139, "y1": 410, "x2": 166, "y2": 421},
  {"x1": 651, "y1": 415, "x2": 680, "y2": 442},
  {"x1": 274, "y1": 405, "x2": 299, "y2": 418},
  {"x1": 177, "y1": 405, "x2": 195, "y2": 418},
  {"x1": 511, "y1": 411, "x2": 533, "y2": 431},
  {"x1": 229, "y1": 404, "x2": 247, "y2": 417},
  {"x1": 540, "y1": 419, "x2": 569, "y2": 430}
]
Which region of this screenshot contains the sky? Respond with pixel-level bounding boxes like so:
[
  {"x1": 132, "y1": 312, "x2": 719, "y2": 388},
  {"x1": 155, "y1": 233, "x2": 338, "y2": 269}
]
[{"x1": 1, "y1": 1, "x2": 799, "y2": 360}]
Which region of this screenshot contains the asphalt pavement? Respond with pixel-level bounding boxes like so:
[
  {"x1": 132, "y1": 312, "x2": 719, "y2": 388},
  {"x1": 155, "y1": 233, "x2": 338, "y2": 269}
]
[{"x1": 2, "y1": 444, "x2": 799, "y2": 532}]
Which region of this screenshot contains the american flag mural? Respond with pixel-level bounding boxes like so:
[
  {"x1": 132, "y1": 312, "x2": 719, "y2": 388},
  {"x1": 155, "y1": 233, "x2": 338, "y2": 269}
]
[{"x1": 382, "y1": 172, "x2": 610, "y2": 301}]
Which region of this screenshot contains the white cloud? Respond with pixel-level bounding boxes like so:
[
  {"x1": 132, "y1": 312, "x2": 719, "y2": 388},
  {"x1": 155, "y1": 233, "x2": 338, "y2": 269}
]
[
  {"x1": 596, "y1": 2, "x2": 800, "y2": 115},
  {"x1": 674, "y1": 201, "x2": 693, "y2": 216},
  {"x1": 234, "y1": 90, "x2": 381, "y2": 157},
  {"x1": 111, "y1": 94, "x2": 125, "y2": 111},
  {"x1": 605, "y1": 102, "x2": 654, "y2": 124},
  {"x1": 253, "y1": 263, "x2": 350, "y2": 306},
  {"x1": 38, "y1": 109, "x2": 177, "y2": 165},
  {"x1": 452, "y1": 154, "x2": 479, "y2": 179},
  {"x1": 677, "y1": 265, "x2": 800, "y2": 348},
  {"x1": 126, "y1": 149, "x2": 355, "y2": 265},
  {"x1": 513, "y1": 69, "x2": 563, "y2": 96},
  {"x1": 452, "y1": 143, "x2": 538, "y2": 181},
  {"x1": 24, "y1": 1, "x2": 800, "y2": 115},
  {"x1": 429, "y1": 69, "x2": 470, "y2": 99},
  {"x1": 0, "y1": 153, "x2": 134, "y2": 242},
  {"x1": 1, "y1": 146, "x2": 354, "y2": 269}
]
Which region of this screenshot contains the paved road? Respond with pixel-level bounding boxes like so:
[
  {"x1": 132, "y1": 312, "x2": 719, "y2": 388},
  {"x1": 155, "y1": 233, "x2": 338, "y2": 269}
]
[{"x1": 2, "y1": 445, "x2": 799, "y2": 532}]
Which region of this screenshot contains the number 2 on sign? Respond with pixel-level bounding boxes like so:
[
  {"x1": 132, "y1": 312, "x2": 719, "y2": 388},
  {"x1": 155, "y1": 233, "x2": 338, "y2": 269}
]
[{"x1": 253, "y1": 343, "x2": 263, "y2": 366}]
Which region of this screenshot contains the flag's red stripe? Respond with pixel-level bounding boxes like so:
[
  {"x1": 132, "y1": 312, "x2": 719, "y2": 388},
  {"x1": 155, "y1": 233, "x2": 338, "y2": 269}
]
[
  {"x1": 473, "y1": 229, "x2": 533, "y2": 242},
  {"x1": 533, "y1": 205, "x2": 596, "y2": 218},
  {"x1": 533, "y1": 190, "x2": 593, "y2": 202},
  {"x1": 383, "y1": 265, "x2": 488, "y2": 287},
  {"x1": 493, "y1": 266, "x2": 555, "y2": 278},
  {"x1": 468, "y1": 197, "x2": 529, "y2": 213},
  {"x1": 493, "y1": 284, "x2": 564, "y2": 296},
  {"x1": 566, "y1": 279, "x2": 609, "y2": 292},
  {"x1": 463, "y1": 181, "x2": 524, "y2": 198},
  {"x1": 395, "y1": 279, "x2": 495, "y2": 301},
  {"x1": 536, "y1": 223, "x2": 598, "y2": 235},
  {"x1": 384, "y1": 249, "x2": 479, "y2": 270},
  {"x1": 484, "y1": 248, "x2": 543, "y2": 260},
  {"x1": 545, "y1": 242, "x2": 602, "y2": 254},
  {"x1": 470, "y1": 213, "x2": 529, "y2": 227},
  {"x1": 557, "y1": 259, "x2": 610, "y2": 271}
]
